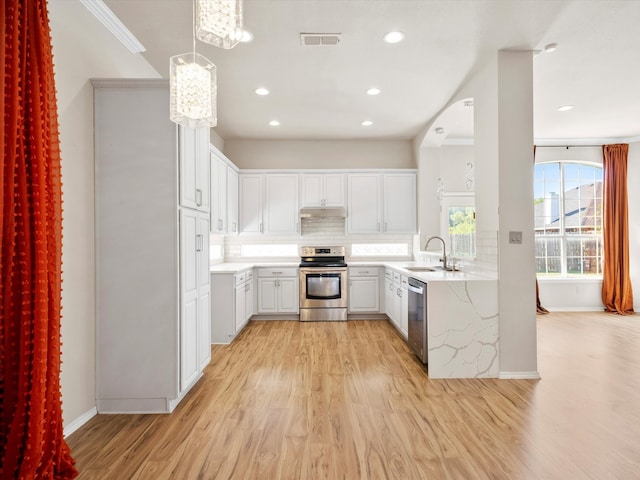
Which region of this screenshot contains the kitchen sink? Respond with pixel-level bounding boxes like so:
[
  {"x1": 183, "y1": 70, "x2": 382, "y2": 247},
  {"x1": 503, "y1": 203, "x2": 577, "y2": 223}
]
[{"x1": 404, "y1": 266, "x2": 436, "y2": 272}]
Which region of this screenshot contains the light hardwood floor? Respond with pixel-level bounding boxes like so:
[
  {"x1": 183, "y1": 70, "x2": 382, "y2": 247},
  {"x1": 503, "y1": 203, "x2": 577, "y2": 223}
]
[{"x1": 67, "y1": 312, "x2": 640, "y2": 479}]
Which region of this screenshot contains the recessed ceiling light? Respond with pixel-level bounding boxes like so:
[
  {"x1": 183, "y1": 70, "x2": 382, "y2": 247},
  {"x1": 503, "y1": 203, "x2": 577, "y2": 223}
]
[
  {"x1": 384, "y1": 31, "x2": 405, "y2": 44},
  {"x1": 269, "y1": 120, "x2": 280, "y2": 126},
  {"x1": 435, "y1": 127, "x2": 445, "y2": 135},
  {"x1": 240, "y1": 30, "x2": 253, "y2": 43},
  {"x1": 366, "y1": 87, "x2": 381, "y2": 96},
  {"x1": 544, "y1": 43, "x2": 558, "y2": 53},
  {"x1": 557, "y1": 105, "x2": 574, "y2": 112},
  {"x1": 361, "y1": 120, "x2": 373, "y2": 127},
  {"x1": 255, "y1": 87, "x2": 270, "y2": 96}
]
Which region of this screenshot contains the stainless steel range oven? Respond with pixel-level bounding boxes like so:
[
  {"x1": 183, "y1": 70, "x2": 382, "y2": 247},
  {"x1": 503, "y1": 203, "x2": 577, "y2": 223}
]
[{"x1": 299, "y1": 246, "x2": 348, "y2": 321}]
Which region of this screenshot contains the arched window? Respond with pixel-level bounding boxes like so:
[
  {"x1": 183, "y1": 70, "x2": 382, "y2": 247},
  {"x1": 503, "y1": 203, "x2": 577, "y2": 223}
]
[{"x1": 534, "y1": 161, "x2": 603, "y2": 276}]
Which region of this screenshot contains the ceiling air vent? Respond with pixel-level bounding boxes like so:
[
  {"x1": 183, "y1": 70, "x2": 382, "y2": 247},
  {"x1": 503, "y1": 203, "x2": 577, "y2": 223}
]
[{"x1": 300, "y1": 33, "x2": 341, "y2": 46}]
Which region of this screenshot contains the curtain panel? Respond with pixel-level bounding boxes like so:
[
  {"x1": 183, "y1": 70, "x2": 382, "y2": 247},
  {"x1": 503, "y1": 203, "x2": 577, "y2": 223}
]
[
  {"x1": 601, "y1": 144, "x2": 634, "y2": 315},
  {"x1": 1, "y1": 0, "x2": 77, "y2": 478}
]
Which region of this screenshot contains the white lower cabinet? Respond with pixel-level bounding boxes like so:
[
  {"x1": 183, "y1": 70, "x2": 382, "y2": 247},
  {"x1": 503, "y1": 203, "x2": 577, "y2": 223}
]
[
  {"x1": 257, "y1": 268, "x2": 299, "y2": 314},
  {"x1": 348, "y1": 267, "x2": 380, "y2": 313},
  {"x1": 385, "y1": 269, "x2": 408, "y2": 337},
  {"x1": 211, "y1": 269, "x2": 254, "y2": 344}
]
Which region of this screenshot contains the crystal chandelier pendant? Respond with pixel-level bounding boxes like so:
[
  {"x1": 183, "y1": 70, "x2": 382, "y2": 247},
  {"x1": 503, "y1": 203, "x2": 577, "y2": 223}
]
[
  {"x1": 196, "y1": 0, "x2": 243, "y2": 49},
  {"x1": 170, "y1": 52, "x2": 217, "y2": 128}
]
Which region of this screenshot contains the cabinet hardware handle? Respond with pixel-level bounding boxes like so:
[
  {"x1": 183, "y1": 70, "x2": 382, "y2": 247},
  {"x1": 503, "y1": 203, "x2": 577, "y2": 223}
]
[
  {"x1": 377, "y1": 222, "x2": 381, "y2": 232},
  {"x1": 232, "y1": 222, "x2": 236, "y2": 232},
  {"x1": 272, "y1": 271, "x2": 282, "y2": 275},
  {"x1": 259, "y1": 222, "x2": 263, "y2": 233},
  {"x1": 196, "y1": 234, "x2": 203, "y2": 252},
  {"x1": 196, "y1": 188, "x2": 202, "y2": 206}
]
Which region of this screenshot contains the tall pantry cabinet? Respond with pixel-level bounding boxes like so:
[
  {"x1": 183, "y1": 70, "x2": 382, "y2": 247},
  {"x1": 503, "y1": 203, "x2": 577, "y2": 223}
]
[{"x1": 93, "y1": 79, "x2": 211, "y2": 413}]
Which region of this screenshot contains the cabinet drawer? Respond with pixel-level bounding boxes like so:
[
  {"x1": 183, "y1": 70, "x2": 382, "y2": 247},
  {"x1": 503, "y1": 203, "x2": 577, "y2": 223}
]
[
  {"x1": 349, "y1": 267, "x2": 379, "y2": 277},
  {"x1": 385, "y1": 269, "x2": 393, "y2": 280},
  {"x1": 393, "y1": 271, "x2": 401, "y2": 283},
  {"x1": 400, "y1": 275, "x2": 408, "y2": 286},
  {"x1": 257, "y1": 267, "x2": 298, "y2": 278},
  {"x1": 235, "y1": 272, "x2": 246, "y2": 286},
  {"x1": 245, "y1": 269, "x2": 254, "y2": 281}
]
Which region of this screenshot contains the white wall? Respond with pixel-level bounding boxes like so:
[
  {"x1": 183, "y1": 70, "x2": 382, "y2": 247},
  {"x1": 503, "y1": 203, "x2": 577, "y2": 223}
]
[
  {"x1": 628, "y1": 141, "x2": 640, "y2": 312},
  {"x1": 224, "y1": 139, "x2": 415, "y2": 169},
  {"x1": 49, "y1": 0, "x2": 160, "y2": 432},
  {"x1": 439, "y1": 145, "x2": 474, "y2": 193}
]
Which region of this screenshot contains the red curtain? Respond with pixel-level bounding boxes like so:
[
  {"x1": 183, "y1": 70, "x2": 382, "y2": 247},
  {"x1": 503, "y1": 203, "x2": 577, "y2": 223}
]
[
  {"x1": 601, "y1": 144, "x2": 634, "y2": 315},
  {"x1": 1, "y1": 1, "x2": 77, "y2": 478}
]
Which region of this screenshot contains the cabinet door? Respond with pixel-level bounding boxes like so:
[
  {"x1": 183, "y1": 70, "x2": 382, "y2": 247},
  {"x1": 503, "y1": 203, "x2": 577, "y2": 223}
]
[
  {"x1": 180, "y1": 126, "x2": 209, "y2": 212},
  {"x1": 245, "y1": 278, "x2": 254, "y2": 321},
  {"x1": 348, "y1": 174, "x2": 382, "y2": 234},
  {"x1": 400, "y1": 285, "x2": 409, "y2": 337},
  {"x1": 239, "y1": 174, "x2": 263, "y2": 234},
  {"x1": 383, "y1": 173, "x2": 416, "y2": 234},
  {"x1": 349, "y1": 277, "x2": 380, "y2": 312},
  {"x1": 393, "y1": 284, "x2": 402, "y2": 329},
  {"x1": 323, "y1": 174, "x2": 345, "y2": 207},
  {"x1": 198, "y1": 287, "x2": 211, "y2": 370},
  {"x1": 179, "y1": 209, "x2": 199, "y2": 391},
  {"x1": 197, "y1": 214, "x2": 211, "y2": 370},
  {"x1": 179, "y1": 126, "x2": 198, "y2": 210},
  {"x1": 227, "y1": 167, "x2": 239, "y2": 235},
  {"x1": 235, "y1": 284, "x2": 245, "y2": 331},
  {"x1": 257, "y1": 278, "x2": 278, "y2": 313},
  {"x1": 211, "y1": 154, "x2": 228, "y2": 233},
  {"x1": 264, "y1": 175, "x2": 299, "y2": 234},
  {"x1": 196, "y1": 129, "x2": 210, "y2": 211},
  {"x1": 301, "y1": 174, "x2": 323, "y2": 207},
  {"x1": 385, "y1": 278, "x2": 394, "y2": 319},
  {"x1": 278, "y1": 278, "x2": 299, "y2": 313}
]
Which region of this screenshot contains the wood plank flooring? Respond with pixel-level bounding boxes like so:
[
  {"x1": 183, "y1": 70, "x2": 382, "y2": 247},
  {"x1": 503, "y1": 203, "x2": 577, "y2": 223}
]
[{"x1": 67, "y1": 313, "x2": 640, "y2": 479}]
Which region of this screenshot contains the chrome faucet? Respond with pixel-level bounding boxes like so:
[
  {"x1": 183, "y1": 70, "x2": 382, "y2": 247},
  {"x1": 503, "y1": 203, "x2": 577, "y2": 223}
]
[{"x1": 424, "y1": 235, "x2": 451, "y2": 271}]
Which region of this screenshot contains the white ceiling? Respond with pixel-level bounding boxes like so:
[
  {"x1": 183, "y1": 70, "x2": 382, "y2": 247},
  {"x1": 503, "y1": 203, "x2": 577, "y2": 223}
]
[{"x1": 103, "y1": 0, "x2": 640, "y2": 143}]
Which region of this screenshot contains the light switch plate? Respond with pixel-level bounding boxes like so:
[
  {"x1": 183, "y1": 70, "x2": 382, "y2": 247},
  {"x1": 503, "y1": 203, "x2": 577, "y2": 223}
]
[{"x1": 509, "y1": 231, "x2": 523, "y2": 244}]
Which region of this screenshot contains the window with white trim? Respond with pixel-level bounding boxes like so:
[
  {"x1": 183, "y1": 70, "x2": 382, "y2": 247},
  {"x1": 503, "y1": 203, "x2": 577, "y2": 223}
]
[{"x1": 534, "y1": 161, "x2": 603, "y2": 276}]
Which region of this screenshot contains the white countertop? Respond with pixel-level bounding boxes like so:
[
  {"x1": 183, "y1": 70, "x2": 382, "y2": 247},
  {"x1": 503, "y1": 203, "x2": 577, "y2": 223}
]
[
  {"x1": 211, "y1": 260, "x2": 493, "y2": 282},
  {"x1": 210, "y1": 262, "x2": 298, "y2": 273}
]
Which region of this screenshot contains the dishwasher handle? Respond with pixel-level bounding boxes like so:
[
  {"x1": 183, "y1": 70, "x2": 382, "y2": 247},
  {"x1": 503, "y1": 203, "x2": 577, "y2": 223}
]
[{"x1": 408, "y1": 283, "x2": 424, "y2": 295}]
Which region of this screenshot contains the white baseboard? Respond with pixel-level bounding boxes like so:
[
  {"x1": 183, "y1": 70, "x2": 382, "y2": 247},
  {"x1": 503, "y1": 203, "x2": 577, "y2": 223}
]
[
  {"x1": 545, "y1": 307, "x2": 604, "y2": 312},
  {"x1": 64, "y1": 407, "x2": 97, "y2": 438},
  {"x1": 499, "y1": 371, "x2": 541, "y2": 380}
]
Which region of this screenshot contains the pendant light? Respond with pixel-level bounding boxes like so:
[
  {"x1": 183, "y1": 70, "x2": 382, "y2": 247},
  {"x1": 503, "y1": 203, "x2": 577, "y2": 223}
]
[
  {"x1": 196, "y1": 0, "x2": 243, "y2": 49},
  {"x1": 170, "y1": 0, "x2": 217, "y2": 127}
]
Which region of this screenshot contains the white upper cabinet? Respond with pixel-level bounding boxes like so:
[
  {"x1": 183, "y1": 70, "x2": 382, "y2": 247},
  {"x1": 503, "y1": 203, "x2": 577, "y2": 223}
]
[
  {"x1": 210, "y1": 147, "x2": 239, "y2": 235},
  {"x1": 301, "y1": 173, "x2": 345, "y2": 207},
  {"x1": 179, "y1": 126, "x2": 209, "y2": 212},
  {"x1": 347, "y1": 172, "x2": 416, "y2": 234},
  {"x1": 227, "y1": 168, "x2": 239, "y2": 235},
  {"x1": 239, "y1": 174, "x2": 264, "y2": 234},
  {"x1": 383, "y1": 173, "x2": 417, "y2": 234},
  {"x1": 240, "y1": 174, "x2": 299, "y2": 235},
  {"x1": 347, "y1": 174, "x2": 383, "y2": 234},
  {"x1": 264, "y1": 174, "x2": 299, "y2": 234}
]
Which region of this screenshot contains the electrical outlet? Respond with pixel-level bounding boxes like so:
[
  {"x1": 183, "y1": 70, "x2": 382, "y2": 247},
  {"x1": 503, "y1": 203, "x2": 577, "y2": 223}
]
[{"x1": 509, "y1": 231, "x2": 523, "y2": 244}]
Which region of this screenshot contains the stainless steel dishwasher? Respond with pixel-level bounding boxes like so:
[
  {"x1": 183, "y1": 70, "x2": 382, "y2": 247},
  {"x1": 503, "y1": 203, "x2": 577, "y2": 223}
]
[{"x1": 407, "y1": 277, "x2": 428, "y2": 364}]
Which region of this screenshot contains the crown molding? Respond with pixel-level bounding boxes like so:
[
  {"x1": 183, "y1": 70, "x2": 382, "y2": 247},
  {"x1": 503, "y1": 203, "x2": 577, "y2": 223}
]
[{"x1": 80, "y1": 0, "x2": 145, "y2": 54}]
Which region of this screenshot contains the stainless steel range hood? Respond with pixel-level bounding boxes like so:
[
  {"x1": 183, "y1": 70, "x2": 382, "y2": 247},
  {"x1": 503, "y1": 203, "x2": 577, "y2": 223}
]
[{"x1": 299, "y1": 206, "x2": 347, "y2": 219}]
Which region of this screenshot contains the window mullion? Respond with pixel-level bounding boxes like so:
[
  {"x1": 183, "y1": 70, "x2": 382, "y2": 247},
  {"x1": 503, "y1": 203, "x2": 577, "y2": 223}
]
[{"x1": 559, "y1": 163, "x2": 567, "y2": 276}]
